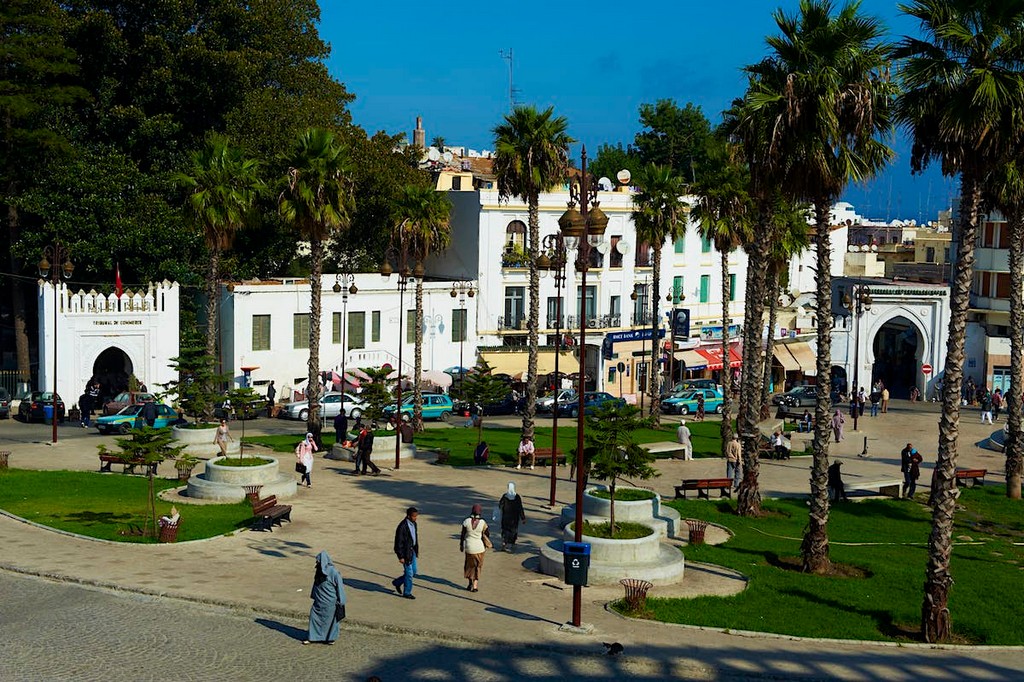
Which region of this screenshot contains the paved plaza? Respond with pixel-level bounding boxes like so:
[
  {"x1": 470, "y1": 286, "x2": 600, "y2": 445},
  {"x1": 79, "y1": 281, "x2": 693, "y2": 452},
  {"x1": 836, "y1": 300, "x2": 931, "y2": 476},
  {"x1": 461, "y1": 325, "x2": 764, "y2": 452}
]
[{"x1": 0, "y1": 400, "x2": 1020, "y2": 680}]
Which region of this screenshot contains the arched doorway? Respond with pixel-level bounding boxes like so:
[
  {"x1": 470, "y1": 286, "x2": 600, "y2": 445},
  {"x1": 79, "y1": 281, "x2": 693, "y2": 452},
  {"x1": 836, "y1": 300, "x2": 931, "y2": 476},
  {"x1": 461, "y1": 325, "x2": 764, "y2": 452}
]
[
  {"x1": 92, "y1": 347, "x2": 133, "y2": 403},
  {"x1": 871, "y1": 316, "x2": 921, "y2": 399}
]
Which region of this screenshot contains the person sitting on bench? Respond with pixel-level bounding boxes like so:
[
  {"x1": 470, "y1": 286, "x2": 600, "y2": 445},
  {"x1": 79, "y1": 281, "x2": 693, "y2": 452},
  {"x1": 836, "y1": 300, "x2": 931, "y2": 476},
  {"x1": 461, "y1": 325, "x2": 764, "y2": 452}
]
[
  {"x1": 473, "y1": 441, "x2": 489, "y2": 465},
  {"x1": 799, "y1": 410, "x2": 812, "y2": 433}
]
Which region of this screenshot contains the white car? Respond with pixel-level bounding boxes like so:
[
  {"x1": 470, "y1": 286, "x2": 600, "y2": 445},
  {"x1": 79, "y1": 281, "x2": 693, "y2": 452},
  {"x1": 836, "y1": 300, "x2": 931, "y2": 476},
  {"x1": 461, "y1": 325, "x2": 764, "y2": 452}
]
[
  {"x1": 281, "y1": 392, "x2": 366, "y2": 421},
  {"x1": 536, "y1": 389, "x2": 577, "y2": 414}
]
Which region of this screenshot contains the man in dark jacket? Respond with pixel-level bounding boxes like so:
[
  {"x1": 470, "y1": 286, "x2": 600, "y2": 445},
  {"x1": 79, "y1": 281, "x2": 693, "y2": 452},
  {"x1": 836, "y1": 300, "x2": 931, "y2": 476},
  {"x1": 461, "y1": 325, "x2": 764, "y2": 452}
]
[
  {"x1": 333, "y1": 410, "x2": 348, "y2": 448},
  {"x1": 391, "y1": 507, "x2": 419, "y2": 599},
  {"x1": 141, "y1": 399, "x2": 158, "y2": 427},
  {"x1": 356, "y1": 424, "x2": 380, "y2": 475}
]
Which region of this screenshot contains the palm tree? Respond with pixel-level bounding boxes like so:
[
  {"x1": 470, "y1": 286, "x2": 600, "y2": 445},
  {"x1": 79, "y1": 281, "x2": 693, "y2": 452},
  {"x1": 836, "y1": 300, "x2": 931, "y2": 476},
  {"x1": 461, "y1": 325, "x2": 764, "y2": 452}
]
[
  {"x1": 493, "y1": 105, "x2": 573, "y2": 440},
  {"x1": 176, "y1": 135, "x2": 261, "y2": 364},
  {"x1": 394, "y1": 183, "x2": 452, "y2": 432},
  {"x1": 632, "y1": 163, "x2": 689, "y2": 423},
  {"x1": 692, "y1": 141, "x2": 752, "y2": 452},
  {"x1": 895, "y1": 0, "x2": 1024, "y2": 642},
  {"x1": 987, "y1": 162, "x2": 1024, "y2": 500},
  {"x1": 744, "y1": 0, "x2": 894, "y2": 573},
  {"x1": 279, "y1": 128, "x2": 354, "y2": 446}
]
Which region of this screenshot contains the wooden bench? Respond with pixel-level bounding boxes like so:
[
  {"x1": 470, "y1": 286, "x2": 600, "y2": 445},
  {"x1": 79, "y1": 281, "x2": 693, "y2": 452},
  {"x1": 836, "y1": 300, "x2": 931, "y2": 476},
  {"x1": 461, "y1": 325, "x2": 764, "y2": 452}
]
[
  {"x1": 776, "y1": 407, "x2": 814, "y2": 431},
  {"x1": 98, "y1": 454, "x2": 159, "y2": 476},
  {"x1": 955, "y1": 468, "x2": 988, "y2": 488},
  {"x1": 848, "y1": 479, "x2": 903, "y2": 499},
  {"x1": 533, "y1": 448, "x2": 566, "y2": 466},
  {"x1": 675, "y1": 478, "x2": 734, "y2": 500},
  {"x1": 250, "y1": 494, "x2": 292, "y2": 532}
]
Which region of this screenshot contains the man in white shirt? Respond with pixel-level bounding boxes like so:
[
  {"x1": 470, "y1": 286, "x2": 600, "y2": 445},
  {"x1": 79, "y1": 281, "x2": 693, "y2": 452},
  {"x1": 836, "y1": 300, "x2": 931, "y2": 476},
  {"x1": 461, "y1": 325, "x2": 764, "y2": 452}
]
[
  {"x1": 516, "y1": 436, "x2": 536, "y2": 470},
  {"x1": 676, "y1": 419, "x2": 693, "y2": 461}
]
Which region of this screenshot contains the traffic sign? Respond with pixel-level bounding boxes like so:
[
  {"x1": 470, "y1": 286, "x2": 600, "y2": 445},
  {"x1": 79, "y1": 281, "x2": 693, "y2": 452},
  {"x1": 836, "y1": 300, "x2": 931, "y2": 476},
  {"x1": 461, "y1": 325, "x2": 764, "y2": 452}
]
[
  {"x1": 922, "y1": 363, "x2": 932, "y2": 375},
  {"x1": 616, "y1": 362, "x2": 625, "y2": 373}
]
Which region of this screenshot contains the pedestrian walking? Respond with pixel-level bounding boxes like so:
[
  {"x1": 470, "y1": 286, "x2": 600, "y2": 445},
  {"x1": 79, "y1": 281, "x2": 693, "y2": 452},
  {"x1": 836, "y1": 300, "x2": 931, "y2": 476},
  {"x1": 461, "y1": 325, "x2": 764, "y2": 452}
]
[
  {"x1": 725, "y1": 434, "x2": 742, "y2": 490},
  {"x1": 992, "y1": 388, "x2": 1003, "y2": 421},
  {"x1": 831, "y1": 409, "x2": 845, "y2": 443},
  {"x1": 881, "y1": 387, "x2": 890, "y2": 413},
  {"x1": 213, "y1": 419, "x2": 232, "y2": 456},
  {"x1": 696, "y1": 393, "x2": 706, "y2": 421},
  {"x1": 459, "y1": 504, "x2": 491, "y2": 592},
  {"x1": 355, "y1": 423, "x2": 381, "y2": 475},
  {"x1": 296, "y1": 433, "x2": 315, "y2": 487},
  {"x1": 516, "y1": 435, "x2": 535, "y2": 470},
  {"x1": 904, "y1": 446, "x2": 923, "y2": 499},
  {"x1": 909, "y1": 386, "x2": 919, "y2": 402},
  {"x1": 392, "y1": 507, "x2": 419, "y2": 599},
  {"x1": 676, "y1": 419, "x2": 693, "y2": 461},
  {"x1": 303, "y1": 551, "x2": 346, "y2": 645},
  {"x1": 900, "y1": 443, "x2": 914, "y2": 498},
  {"x1": 266, "y1": 380, "x2": 276, "y2": 417},
  {"x1": 141, "y1": 398, "x2": 158, "y2": 427},
  {"x1": 497, "y1": 482, "x2": 526, "y2": 552},
  {"x1": 980, "y1": 389, "x2": 994, "y2": 425},
  {"x1": 827, "y1": 461, "x2": 849, "y2": 502},
  {"x1": 869, "y1": 390, "x2": 880, "y2": 417},
  {"x1": 333, "y1": 410, "x2": 349, "y2": 447},
  {"x1": 857, "y1": 387, "x2": 867, "y2": 418}
]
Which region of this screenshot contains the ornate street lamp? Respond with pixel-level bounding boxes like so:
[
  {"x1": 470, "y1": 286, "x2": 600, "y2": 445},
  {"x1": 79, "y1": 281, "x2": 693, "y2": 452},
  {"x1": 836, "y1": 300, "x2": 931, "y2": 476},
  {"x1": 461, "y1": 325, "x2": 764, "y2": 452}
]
[
  {"x1": 558, "y1": 147, "x2": 609, "y2": 628},
  {"x1": 665, "y1": 289, "x2": 686, "y2": 392},
  {"x1": 38, "y1": 243, "x2": 74, "y2": 444},
  {"x1": 842, "y1": 284, "x2": 872, "y2": 432},
  {"x1": 630, "y1": 277, "x2": 651, "y2": 414},
  {"x1": 449, "y1": 280, "x2": 476, "y2": 390},
  {"x1": 381, "y1": 234, "x2": 421, "y2": 469},
  {"x1": 538, "y1": 234, "x2": 569, "y2": 508},
  {"x1": 333, "y1": 270, "x2": 358, "y2": 397}
]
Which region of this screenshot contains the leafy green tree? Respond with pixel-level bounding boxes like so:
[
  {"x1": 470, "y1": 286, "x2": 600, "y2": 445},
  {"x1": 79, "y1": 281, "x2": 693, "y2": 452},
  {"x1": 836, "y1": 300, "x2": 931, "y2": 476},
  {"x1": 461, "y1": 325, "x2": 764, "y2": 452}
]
[
  {"x1": 584, "y1": 404, "x2": 659, "y2": 535},
  {"x1": 393, "y1": 184, "x2": 452, "y2": 432},
  {"x1": 175, "y1": 135, "x2": 262, "y2": 363},
  {"x1": 631, "y1": 163, "x2": 688, "y2": 423},
  {"x1": 894, "y1": 0, "x2": 1024, "y2": 642},
  {"x1": 279, "y1": 128, "x2": 354, "y2": 445},
  {"x1": 493, "y1": 105, "x2": 573, "y2": 443},
  {"x1": 633, "y1": 100, "x2": 712, "y2": 181},
  {"x1": 460, "y1": 358, "x2": 510, "y2": 444},
  {"x1": 587, "y1": 142, "x2": 641, "y2": 186},
  {"x1": 160, "y1": 346, "x2": 228, "y2": 423},
  {"x1": 358, "y1": 366, "x2": 396, "y2": 426}
]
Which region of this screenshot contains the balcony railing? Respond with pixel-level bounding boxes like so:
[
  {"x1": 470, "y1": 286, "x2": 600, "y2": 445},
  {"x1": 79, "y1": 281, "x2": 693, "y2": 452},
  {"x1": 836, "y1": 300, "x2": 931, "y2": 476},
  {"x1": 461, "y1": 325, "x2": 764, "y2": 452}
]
[
  {"x1": 497, "y1": 315, "x2": 528, "y2": 331},
  {"x1": 632, "y1": 313, "x2": 653, "y2": 326},
  {"x1": 565, "y1": 314, "x2": 621, "y2": 329}
]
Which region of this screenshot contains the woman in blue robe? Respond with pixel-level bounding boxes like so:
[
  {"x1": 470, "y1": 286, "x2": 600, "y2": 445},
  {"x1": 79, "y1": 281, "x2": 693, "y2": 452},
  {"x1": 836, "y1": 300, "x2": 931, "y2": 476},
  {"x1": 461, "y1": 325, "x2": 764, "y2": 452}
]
[{"x1": 304, "y1": 551, "x2": 346, "y2": 645}]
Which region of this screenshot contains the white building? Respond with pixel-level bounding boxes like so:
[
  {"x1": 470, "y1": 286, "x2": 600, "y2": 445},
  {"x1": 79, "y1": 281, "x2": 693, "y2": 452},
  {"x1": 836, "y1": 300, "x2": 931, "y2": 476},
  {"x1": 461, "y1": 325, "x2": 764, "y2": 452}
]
[
  {"x1": 37, "y1": 281, "x2": 180, "y2": 405},
  {"x1": 218, "y1": 275, "x2": 479, "y2": 402},
  {"x1": 429, "y1": 186, "x2": 750, "y2": 397}
]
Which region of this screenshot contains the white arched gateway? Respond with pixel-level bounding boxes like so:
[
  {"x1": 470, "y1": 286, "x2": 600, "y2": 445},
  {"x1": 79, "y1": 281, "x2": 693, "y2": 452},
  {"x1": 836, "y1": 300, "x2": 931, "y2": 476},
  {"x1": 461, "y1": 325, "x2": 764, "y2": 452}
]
[
  {"x1": 37, "y1": 281, "x2": 180, "y2": 406},
  {"x1": 832, "y1": 278, "x2": 950, "y2": 399}
]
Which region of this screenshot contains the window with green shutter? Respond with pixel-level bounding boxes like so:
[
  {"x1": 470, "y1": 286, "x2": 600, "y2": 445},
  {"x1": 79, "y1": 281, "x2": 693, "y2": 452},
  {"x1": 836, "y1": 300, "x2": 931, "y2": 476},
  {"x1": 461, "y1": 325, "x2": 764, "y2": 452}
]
[
  {"x1": 252, "y1": 315, "x2": 271, "y2": 351},
  {"x1": 332, "y1": 312, "x2": 342, "y2": 344},
  {"x1": 371, "y1": 311, "x2": 381, "y2": 342},
  {"x1": 348, "y1": 311, "x2": 366, "y2": 350},
  {"x1": 700, "y1": 275, "x2": 710, "y2": 303},
  {"x1": 452, "y1": 309, "x2": 468, "y2": 342},
  {"x1": 672, "y1": 276, "x2": 684, "y2": 303},
  {"x1": 729, "y1": 274, "x2": 737, "y2": 301},
  {"x1": 701, "y1": 235, "x2": 712, "y2": 253},
  {"x1": 293, "y1": 314, "x2": 309, "y2": 349},
  {"x1": 674, "y1": 236, "x2": 685, "y2": 254}
]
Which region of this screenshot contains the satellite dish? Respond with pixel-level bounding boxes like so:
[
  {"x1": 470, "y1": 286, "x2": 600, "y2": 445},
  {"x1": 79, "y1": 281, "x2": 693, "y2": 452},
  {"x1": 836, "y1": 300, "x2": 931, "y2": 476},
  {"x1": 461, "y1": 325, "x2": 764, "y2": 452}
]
[
  {"x1": 860, "y1": 244, "x2": 870, "y2": 252},
  {"x1": 595, "y1": 240, "x2": 609, "y2": 254},
  {"x1": 616, "y1": 169, "x2": 631, "y2": 185},
  {"x1": 598, "y1": 177, "x2": 613, "y2": 191},
  {"x1": 427, "y1": 147, "x2": 441, "y2": 162},
  {"x1": 442, "y1": 151, "x2": 453, "y2": 162},
  {"x1": 616, "y1": 240, "x2": 633, "y2": 255},
  {"x1": 870, "y1": 244, "x2": 878, "y2": 252}
]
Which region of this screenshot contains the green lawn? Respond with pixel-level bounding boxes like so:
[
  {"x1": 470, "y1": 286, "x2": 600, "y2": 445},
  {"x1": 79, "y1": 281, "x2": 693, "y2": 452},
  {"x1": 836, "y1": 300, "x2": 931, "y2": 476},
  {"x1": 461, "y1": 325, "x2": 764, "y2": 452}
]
[
  {"x1": 638, "y1": 487, "x2": 1024, "y2": 644},
  {"x1": 0, "y1": 469, "x2": 253, "y2": 543}
]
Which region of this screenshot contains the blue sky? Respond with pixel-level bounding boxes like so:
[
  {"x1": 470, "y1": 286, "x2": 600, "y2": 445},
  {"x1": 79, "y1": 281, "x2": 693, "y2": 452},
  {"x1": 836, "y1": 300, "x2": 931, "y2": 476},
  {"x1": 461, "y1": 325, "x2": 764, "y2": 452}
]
[{"x1": 319, "y1": 0, "x2": 956, "y2": 222}]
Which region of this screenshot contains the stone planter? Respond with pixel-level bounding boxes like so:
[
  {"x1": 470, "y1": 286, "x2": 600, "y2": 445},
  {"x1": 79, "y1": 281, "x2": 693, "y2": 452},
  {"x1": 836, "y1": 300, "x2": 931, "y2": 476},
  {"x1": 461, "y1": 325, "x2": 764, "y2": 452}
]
[
  {"x1": 562, "y1": 486, "x2": 680, "y2": 538},
  {"x1": 186, "y1": 456, "x2": 295, "y2": 502},
  {"x1": 564, "y1": 522, "x2": 661, "y2": 563},
  {"x1": 172, "y1": 424, "x2": 240, "y2": 458},
  {"x1": 328, "y1": 434, "x2": 416, "y2": 463}
]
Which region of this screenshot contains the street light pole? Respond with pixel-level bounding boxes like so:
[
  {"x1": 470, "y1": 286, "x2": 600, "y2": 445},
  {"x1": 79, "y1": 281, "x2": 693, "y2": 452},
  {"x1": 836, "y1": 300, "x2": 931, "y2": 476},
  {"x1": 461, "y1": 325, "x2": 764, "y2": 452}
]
[
  {"x1": 333, "y1": 271, "x2": 358, "y2": 394},
  {"x1": 843, "y1": 284, "x2": 872, "y2": 432},
  {"x1": 538, "y1": 234, "x2": 568, "y2": 508},
  {"x1": 631, "y1": 278, "x2": 650, "y2": 415},
  {"x1": 449, "y1": 281, "x2": 476, "y2": 391},
  {"x1": 381, "y1": 235, "x2": 422, "y2": 470},
  {"x1": 39, "y1": 243, "x2": 74, "y2": 444},
  {"x1": 558, "y1": 147, "x2": 609, "y2": 628}
]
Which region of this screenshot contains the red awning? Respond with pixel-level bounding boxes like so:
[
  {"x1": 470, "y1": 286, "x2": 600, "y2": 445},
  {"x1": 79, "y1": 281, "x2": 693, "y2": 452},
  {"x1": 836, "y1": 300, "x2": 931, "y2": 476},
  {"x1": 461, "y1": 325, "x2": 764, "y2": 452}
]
[{"x1": 695, "y1": 346, "x2": 742, "y2": 371}]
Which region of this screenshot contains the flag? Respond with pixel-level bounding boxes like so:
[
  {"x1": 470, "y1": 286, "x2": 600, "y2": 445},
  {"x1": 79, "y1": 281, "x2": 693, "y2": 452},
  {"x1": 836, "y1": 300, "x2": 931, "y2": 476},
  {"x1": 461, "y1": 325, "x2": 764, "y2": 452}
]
[{"x1": 115, "y1": 263, "x2": 123, "y2": 298}]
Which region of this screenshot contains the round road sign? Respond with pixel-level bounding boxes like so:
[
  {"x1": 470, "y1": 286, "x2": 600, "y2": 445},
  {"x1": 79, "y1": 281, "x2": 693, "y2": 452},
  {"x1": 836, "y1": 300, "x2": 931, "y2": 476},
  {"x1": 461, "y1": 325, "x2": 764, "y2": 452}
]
[{"x1": 922, "y1": 363, "x2": 932, "y2": 375}]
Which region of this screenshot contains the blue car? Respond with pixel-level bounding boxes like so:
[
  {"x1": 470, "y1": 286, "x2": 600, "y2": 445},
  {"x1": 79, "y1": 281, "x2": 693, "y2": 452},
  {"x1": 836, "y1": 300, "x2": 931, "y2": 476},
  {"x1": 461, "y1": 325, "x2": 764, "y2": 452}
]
[
  {"x1": 383, "y1": 394, "x2": 455, "y2": 422},
  {"x1": 661, "y1": 389, "x2": 725, "y2": 416},
  {"x1": 96, "y1": 403, "x2": 177, "y2": 434},
  {"x1": 556, "y1": 392, "x2": 626, "y2": 417}
]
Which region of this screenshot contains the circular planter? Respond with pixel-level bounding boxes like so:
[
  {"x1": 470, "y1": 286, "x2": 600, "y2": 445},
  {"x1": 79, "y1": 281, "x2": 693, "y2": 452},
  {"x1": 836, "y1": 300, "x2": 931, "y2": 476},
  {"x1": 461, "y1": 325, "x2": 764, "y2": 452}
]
[
  {"x1": 583, "y1": 486, "x2": 662, "y2": 523},
  {"x1": 186, "y1": 455, "x2": 296, "y2": 501},
  {"x1": 564, "y1": 522, "x2": 661, "y2": 563},
  {"x1": 204, "y1": 456, "x2": 279, "y2": 485},
  {"x1": 172, "y1": 424, "x2": 240, "y2": 458}
]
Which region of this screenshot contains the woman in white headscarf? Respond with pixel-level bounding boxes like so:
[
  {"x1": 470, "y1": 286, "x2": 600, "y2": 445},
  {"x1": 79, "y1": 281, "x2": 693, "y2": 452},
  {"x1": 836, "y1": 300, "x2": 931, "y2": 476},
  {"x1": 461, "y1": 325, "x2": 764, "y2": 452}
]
[
  {"x1": 296, "y1": 433, "x2": 315, "y2": 488},
  {"x1": 497, "y1": 482, "x2": 526, "y2": 552}
]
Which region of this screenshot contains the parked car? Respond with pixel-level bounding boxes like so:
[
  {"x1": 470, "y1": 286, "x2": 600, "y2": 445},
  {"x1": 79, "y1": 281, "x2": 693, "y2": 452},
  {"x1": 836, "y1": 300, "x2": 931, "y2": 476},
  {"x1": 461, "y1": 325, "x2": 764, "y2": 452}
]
[
  {"x1": 536, "y1": 389, "x2": 577, "y2": 414},
  {"x1": 661, "y1": 388, "x2": 725, "y2": 415},
  {"x1": 454, "y1": 394, "x2": 523, "y2": 417},
  {"x1": 771, "y1": 385, "x2": 818, "y2": 407},
  {"x1": 17, "y1": 391, "x2": 66, "y2": 422},
  {"x1": 103, "y1": 391, "x2": 156, "y2": 416},
  {"x1": 95, "y1": 403, "x2": 177, "y2": 434},
  {"x1": 280, "y1": 392, "x2": 366, "y2": 421},
  {"x1": 384, "y1": 394, "x2": 455, "y2": 422},
  {"x1": 214, "y1": 396, "x2": 268, "y2": 420},
  {"x1": 0, "y1": 388, "x2": 9, "y2": 419},
  {"x1": 662, "y1": 379, "x2": 719, "y2": 398},
  {"x1": 555, "y1": 392, "x2": 625, "y2": 417}
]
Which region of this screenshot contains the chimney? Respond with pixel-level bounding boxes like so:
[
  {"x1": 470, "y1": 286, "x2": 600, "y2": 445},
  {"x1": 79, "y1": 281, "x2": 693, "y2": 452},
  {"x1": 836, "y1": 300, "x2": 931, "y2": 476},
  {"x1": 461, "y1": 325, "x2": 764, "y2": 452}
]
[{"x1": 413, "y1": 116, "x2": 425, "y2": 148}]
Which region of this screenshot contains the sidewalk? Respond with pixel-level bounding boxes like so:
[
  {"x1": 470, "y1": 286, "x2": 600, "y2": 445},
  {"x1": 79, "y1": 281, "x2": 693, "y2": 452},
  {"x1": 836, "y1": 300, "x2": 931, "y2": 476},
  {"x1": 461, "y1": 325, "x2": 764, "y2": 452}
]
[{"x1": 0, "y1": 401, "x2": 1020, "y2": 680}]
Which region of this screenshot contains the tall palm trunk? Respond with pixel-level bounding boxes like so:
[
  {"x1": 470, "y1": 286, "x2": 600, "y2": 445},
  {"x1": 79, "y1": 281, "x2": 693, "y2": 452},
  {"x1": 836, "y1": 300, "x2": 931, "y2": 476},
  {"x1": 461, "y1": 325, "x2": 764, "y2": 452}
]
[
  {"x1": 719, "y1": 250, "x2": 734, "y2": 453},
  {"x1": 413, "y1": 278, "x2": 425, "y2": 432},
  {"x1": 649, "y1": 247, "x2": 662, "y2": 423},
  {"x1": 306, "y1": 237, "x2": 324, "y2": 447},
  {"x1": 802, "y1": 199, "x2": 835, "y2": 574},
  {"x1": 1006, "y1": 209, "x2": 1024, "y2": 500},
  {"x1": 205, "y1": 246, "x2": 221, "y2": 363},
  {"x1": 922, "y1": 173, "x2": 980, "y2": 643},
  {"x1": 6, "y1": 201, "x2": 30, "y2": 378},
  {"x1": 521, "y1": 195, "x2": 540, "y2": 440},
  {"x1": 761, "y1": 268, "x2": 780, "y2": 411},
  {"x1": 737, "y1": 218, "x2": 771, "y2": 516}
]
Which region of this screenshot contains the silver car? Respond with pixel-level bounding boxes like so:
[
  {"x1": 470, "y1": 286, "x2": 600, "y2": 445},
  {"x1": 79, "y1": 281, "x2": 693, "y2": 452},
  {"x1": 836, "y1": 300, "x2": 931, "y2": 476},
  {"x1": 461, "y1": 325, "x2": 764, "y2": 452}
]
[
  {"x1": 536, "y1": 389, "x2": 577, "y2": 414},
  {"x1": 280, "y1": 392, "x2": 366, "y2": 421}
]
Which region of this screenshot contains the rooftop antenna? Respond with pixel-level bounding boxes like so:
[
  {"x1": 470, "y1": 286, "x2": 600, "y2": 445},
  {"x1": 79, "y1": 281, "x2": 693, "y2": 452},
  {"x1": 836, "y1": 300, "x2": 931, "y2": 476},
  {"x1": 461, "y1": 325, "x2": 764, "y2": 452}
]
[{"x1": 498, "y1": 48, "x2": 520, "y2": 111}]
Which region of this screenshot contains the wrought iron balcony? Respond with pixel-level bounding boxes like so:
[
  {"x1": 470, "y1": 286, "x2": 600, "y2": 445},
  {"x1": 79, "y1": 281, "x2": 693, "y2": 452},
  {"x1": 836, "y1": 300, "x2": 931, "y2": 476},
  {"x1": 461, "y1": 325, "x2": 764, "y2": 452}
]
[{"x1": 497, "y1": 315, "x2": 528, "y2": 331}]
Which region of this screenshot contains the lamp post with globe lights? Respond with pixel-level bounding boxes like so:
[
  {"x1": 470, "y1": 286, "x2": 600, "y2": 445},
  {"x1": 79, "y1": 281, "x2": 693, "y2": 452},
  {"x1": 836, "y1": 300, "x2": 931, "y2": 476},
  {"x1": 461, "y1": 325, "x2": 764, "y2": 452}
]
[
  {"x1": 39, "y1": 243, "x2": 74, "y2": 444},
  {"x1": 449, "y1": 280, "x2": 475, "y2": 391},
  {"x1": 381, "y1": 235, "x2": 421, "y2": 469},
  {"x1": 333, "y1": 271, "x2": 358, "y2": 394},
  {"x1": 537, "y1": 233, "x2": 569, "y2": 508},
  {"x1": 842, "y1": 284, "x2": 872, "y2": 432},
  {"x1": 665, "y1": 289, "x2": 686, "y2": 392}
]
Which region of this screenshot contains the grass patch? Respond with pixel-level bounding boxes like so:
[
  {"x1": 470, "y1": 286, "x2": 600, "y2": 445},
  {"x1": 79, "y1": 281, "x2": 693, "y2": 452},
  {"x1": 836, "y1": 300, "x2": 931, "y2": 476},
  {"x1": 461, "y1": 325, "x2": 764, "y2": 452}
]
[
  {"x1": 588, "y1": 488, "x2": 656, "y2": 501},
  {"x1": 244, "y1": 431, "x2": 387, "y2": 453},
  {"x1": 0, "y1": 469, "x2": 252, "y2": 543},
  {"x1": 631, "y1": 487, "x2": 1024, "y2": 644},
  {"x1": 213, "y1": 457, "x2": 272, "y2": 467},
  {"x1": 577, "y1": 521, "x2": 654, "y2": 539}
]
